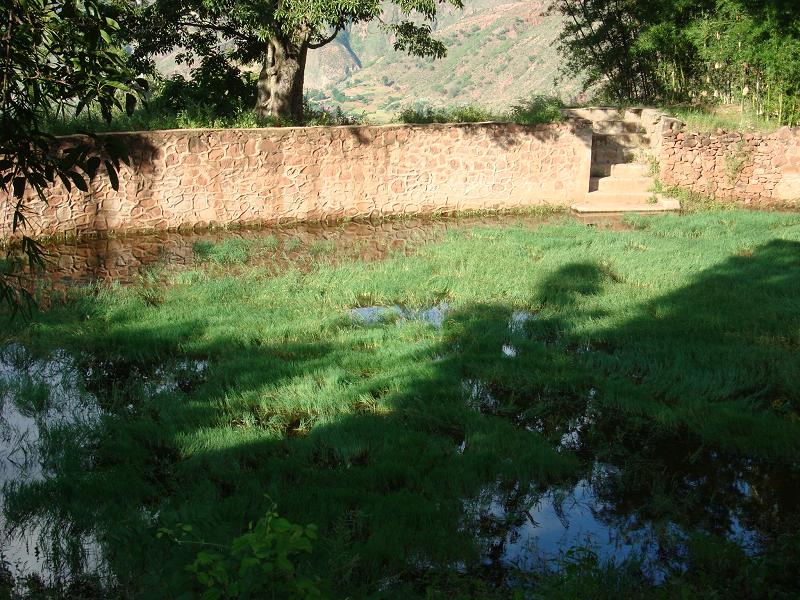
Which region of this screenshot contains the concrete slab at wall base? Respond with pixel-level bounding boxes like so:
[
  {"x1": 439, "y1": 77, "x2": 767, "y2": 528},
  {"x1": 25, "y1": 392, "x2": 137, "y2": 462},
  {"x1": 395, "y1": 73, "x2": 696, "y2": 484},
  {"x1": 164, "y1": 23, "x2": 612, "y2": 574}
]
[{"x1": 0, "y1": 122, "x2": 594, "y2": 240}]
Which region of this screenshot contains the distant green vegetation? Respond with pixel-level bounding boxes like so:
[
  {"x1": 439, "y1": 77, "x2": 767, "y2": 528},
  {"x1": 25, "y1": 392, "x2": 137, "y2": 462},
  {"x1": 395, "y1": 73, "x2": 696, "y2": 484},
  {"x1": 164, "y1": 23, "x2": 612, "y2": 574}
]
[
  {"x1": 44, "y1": 90, "x2": 568, "y2": 134},
  {"x1": 44, "y1": 94, "x2": 365, "y2": 135},
  {"x1": 399, "y1": 95, "x2": 565, "y2": 125}
]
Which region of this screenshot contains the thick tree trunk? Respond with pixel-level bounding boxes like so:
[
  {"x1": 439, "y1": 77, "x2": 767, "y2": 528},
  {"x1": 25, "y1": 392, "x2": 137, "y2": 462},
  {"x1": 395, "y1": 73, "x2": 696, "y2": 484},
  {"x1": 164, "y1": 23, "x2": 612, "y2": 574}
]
[{"x1": 256, "y1": 35, "x2": 308, "y2": 122}]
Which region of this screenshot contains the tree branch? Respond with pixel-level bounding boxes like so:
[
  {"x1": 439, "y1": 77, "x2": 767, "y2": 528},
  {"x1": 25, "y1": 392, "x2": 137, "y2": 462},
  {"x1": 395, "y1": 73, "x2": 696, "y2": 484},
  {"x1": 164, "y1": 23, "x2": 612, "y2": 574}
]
[
  {"x1": 177, "y1": 20, "x2": 251, "y2": 43},
  {"x1": 308, "y1": 25, "x2": 341, "y2": 49}
]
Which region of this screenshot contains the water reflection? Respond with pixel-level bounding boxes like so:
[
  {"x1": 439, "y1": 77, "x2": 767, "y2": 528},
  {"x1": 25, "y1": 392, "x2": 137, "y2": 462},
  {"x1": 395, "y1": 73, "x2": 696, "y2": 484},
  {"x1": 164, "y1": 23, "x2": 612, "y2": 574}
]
[
  {"x1": 0, "y1": 346, "x2": 102, "y2": 587},
  {"x1": 465, "y1": 460, "x2": 767, "y2": 585},
  {"x1": 0, "y1": 347, "x2": 210, "y2": 589},
  {"x1": 350, "y1": 303, "x2": 451, "y2": 328},
  {"x1": 467, "y1": 465, "x2": 679, "y2": 580},
  {"x1": 19, "y1": 213, "x2": 568, "y2": 290},
  {"x1": 455, "y1": 364, "x2": 798, "y2": 583}
]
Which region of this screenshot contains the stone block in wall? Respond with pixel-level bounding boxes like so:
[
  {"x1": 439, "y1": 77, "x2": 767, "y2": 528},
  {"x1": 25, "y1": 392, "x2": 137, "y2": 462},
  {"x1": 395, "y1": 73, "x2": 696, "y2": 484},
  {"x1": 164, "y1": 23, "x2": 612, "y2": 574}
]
[{"x1": 774, "y1": 174, "x2": 800, "y2": 201}]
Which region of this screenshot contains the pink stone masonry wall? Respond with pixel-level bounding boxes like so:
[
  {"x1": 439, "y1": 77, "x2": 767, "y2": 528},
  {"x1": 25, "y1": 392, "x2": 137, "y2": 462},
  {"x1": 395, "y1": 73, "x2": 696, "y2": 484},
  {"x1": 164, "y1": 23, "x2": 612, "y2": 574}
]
[
  {"x1": 658, "y1": 120, "x2": 800, "y2": 204},
  {"x1": 1, "y1": 122, "x2": 592, "y2": 239}
]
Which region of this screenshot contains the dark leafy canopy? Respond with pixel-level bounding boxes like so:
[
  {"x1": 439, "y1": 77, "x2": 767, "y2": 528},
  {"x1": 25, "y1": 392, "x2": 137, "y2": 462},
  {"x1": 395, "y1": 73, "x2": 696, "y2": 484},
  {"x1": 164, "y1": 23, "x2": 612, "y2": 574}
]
[
  {"x1": 550, "y1": 0, "x2": 800, "y2": 124},
  {"x1": 127, "y1": 0, "x2": 463, "y2": 120},
  {"x1": 129, "y1": 0, "x2": 458, "y2": 66},
  {"x1": 0, "y1": 0, "x2": 143, "y2": 307}
]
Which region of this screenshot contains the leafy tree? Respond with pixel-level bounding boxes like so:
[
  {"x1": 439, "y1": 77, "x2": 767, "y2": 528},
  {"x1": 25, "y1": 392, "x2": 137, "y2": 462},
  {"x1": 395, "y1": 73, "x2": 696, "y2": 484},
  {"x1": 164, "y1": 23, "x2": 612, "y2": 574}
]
[
  {"x1": 127, "y1": 0, "x2": 463, "y2": 122},
  {"x1": 0, "y1": 0, "x2": 143, "y2": 306},
  {"x1": 549, "y1": 0, "x2": 800, "y2": 124},
  {"x1": 548, "y1": 0, "x2": 712, "y2": 103}
]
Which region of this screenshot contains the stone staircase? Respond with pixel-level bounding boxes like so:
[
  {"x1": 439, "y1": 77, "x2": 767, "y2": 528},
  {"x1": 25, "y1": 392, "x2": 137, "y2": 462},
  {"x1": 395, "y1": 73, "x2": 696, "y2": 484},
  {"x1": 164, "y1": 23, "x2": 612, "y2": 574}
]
[{"x1": 565, "y1": 108, "x2": 680, "y2": 214}]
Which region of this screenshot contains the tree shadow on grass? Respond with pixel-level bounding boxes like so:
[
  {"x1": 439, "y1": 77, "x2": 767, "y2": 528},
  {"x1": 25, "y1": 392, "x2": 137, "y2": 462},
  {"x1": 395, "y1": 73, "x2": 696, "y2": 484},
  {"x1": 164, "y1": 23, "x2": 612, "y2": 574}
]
[{"x1": 2, "y1": 239, "x2": 800, "y2": 598}]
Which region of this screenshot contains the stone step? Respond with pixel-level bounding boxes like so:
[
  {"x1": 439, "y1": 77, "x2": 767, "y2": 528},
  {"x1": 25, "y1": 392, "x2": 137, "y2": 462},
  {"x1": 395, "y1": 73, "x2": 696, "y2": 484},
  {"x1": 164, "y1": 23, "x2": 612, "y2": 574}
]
[
  {"x1": 611, "y1": 163, "x2": 650, "y2": 178},
  {"x1": 591, "y1": 164, "x2": 614, "y2": 177},
  {"x1": 591, "y1": 162, "x2": 652, "y2": 178},
  {"x1": 573, "y1": 192, "x2": 681, "y2": 214},
  {"x1": 593, "y1": 132, "x2": 651, "y2": 149},
  {"x1": 592, "y1": 148, "x2": 637, "y2": 165},
  {"x1": 593, "y1": 120, "x2": 644, "y2": 135},
  {"x1": 591, "y1": 176, "x2": 654, "y2": 194},
  {"x1": 563, "y1": 107, "x2": 643, "y2": 123}
]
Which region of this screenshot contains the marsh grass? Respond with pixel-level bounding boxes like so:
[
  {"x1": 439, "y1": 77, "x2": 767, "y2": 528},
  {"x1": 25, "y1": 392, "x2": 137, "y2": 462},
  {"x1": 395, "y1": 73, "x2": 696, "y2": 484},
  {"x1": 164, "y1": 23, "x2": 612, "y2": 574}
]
[{"x1": 3, "y1": 210, "x2": 800, "y2": 598}]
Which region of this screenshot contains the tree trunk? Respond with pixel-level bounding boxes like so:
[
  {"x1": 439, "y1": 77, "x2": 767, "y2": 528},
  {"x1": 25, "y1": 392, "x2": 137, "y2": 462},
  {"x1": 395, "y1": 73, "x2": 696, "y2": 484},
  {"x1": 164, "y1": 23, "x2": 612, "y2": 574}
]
[{"x1": 256, "y1": 35, "x2": 308, "y2": 122}]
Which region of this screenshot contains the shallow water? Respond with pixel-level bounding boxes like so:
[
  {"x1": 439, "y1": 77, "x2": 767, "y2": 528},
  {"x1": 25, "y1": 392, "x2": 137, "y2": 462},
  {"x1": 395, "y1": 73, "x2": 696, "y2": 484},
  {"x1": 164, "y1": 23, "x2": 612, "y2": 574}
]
[
  {"x1": 350, "y1": 302, "x2": 451, "y2": 328},
  {"x1": 0, "y1": 347, "x2": 208, "y2": 587},
  {"x1": 0, "y1": 346, "x2": 102, "y2": 583},
  {"x1": 19, "y1": 213, "x2": 588, "y2": 290},
  {"x1": 1, "y1": 336, "x2": 796, "y2": 590},
  {"x1": 467, "y1": 462, "x2": 763, "y2": 585}
]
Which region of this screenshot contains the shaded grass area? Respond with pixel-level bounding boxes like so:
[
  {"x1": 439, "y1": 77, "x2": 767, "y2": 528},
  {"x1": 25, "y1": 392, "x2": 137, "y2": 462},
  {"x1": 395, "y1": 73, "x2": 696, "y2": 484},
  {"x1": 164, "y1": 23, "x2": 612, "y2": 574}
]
[{"x1": 2, "y1": 210, "x2": 800, "y2": 598}]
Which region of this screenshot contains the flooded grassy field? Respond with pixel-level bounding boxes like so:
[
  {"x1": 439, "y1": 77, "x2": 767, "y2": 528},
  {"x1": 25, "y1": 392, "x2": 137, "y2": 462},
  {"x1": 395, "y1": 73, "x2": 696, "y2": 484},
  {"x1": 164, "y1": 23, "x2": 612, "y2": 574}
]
[{"x1": 1, "y1": 209, "x2": 799, "y2": 598}]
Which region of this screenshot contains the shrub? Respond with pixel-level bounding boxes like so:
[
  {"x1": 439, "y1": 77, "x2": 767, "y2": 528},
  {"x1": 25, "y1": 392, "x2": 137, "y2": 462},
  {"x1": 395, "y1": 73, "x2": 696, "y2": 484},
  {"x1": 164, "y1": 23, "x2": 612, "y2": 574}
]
[
  {"x1": 398, "y1": 96, "x2": 565, "y2": 125},
  {"x1": 398, "y1": 104, "x2": 500, "y2": 124},
  {"x1": 509, "y1": 95, "x2": 565, "y2": 125},
  {"x1": 155, "y1": 54, "x2": 256, "y2": 118}
]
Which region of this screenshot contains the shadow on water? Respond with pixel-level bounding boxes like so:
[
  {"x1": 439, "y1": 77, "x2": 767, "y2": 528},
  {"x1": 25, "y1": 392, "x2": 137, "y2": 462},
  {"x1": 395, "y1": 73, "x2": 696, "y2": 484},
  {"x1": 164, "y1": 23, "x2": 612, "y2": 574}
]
[{"x1": 1, "y1": 236, "x2": 799, "y2": 596}]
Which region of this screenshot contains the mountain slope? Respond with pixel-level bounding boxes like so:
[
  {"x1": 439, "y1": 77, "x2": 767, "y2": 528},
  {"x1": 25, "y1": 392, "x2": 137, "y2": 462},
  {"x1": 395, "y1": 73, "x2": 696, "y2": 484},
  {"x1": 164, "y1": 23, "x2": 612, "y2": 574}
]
[{"x1": 305, "y1": 1, "x2": 584, "y2": 121}]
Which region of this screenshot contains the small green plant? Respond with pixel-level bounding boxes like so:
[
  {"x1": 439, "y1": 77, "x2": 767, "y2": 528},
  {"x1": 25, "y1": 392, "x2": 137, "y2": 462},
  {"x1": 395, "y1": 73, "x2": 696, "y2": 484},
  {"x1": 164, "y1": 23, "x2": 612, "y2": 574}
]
[
  {"x1": 135, "y1": 266, "x2": 166, "y2": 307},
  {"x1": 647, "y1": 155, "x2": 661, "y2": 178},
  {"x1": 158, "y1": 506, "x2": 322, "y2": 600},
  {"x1": 193, "y1": 238, "x2": 250, "y2": 265},
  {"x1": 308, "y1": 240, "x2": 336, "y2": 257},
  {"x1": 724, "y1": 140, "x2": 751, "y2": 183}
]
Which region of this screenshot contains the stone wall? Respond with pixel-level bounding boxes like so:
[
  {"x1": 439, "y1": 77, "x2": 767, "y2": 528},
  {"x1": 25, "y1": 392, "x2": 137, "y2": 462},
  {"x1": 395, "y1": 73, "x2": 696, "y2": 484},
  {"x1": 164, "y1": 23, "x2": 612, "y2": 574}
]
[
  {"x1": 658, "y1": 120, "x2": 800, "y2": 204},
  {"x1": 0, "y1": 122, "x2": 592, "y2": 239}
]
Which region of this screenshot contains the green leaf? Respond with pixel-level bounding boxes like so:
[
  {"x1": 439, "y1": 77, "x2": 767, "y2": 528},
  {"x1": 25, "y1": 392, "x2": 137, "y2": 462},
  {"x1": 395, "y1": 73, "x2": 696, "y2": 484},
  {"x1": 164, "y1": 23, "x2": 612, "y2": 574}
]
[
  {"x1": 68, "y1": 171, "x2": 88, "y2": 192},
  {"x1": 105, "y1": 160, "x2": 119, "y2": 190},
  {"x1": 12, "y1": 177, "x2": 26, "y2": 198},
  {"x1": 125, "y1": 93, "x2": 137, "y2": 116}
]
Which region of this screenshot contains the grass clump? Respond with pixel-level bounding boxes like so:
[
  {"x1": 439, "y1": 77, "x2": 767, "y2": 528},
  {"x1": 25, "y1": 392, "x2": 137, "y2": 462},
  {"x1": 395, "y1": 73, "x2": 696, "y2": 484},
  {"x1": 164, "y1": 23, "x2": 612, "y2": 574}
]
[
  {"x1": 508, "y1": 95, "x2": 565, "y2": 124},
  {"x1": 397, "y1": 104, "x2": 501, "y2": 124},
  {"x1": 193, "y1": 238, "x2": 250, "y2": 264}
]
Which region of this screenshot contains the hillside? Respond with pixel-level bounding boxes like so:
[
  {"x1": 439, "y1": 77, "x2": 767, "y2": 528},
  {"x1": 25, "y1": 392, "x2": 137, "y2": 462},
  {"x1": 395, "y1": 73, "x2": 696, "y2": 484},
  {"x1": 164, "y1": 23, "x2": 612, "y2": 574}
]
[
  {"x1": 305, "y1": 1, "x2": 584, "y2": 121},
  {"x1": 154, "y1": 1, "x2": 583, "y2": 122}
]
